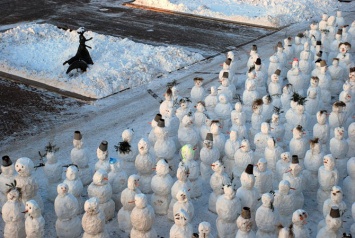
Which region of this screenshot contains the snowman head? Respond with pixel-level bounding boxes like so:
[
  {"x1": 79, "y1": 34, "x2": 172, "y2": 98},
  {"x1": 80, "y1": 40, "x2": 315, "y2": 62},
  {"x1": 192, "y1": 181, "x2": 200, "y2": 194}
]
[
  {"x1": 237, "y1": 207, "x2": 253, "y2": 232},
  {"x1": 350, "y1": 68, "x2": 355, "y2": 82},
  {"x1": 24, "y1": 200, "x2": 41, "y2": 218},
  {"x1": 333, "y1": 101, "x2": 346, "y2": 113},
  {"x1": 292, "y1": 125, "x2": 304, "y2": 139},
  {"x1": 346, "y1": 157, "x2": 355, "y2": 179},
  {"x1": 196, "y1": 101, "x2": 205, "y2": 113},
  {"x1": 122, "y1": 129, "x2": 134, "y2": 143},
  {"x1": 210, "y1": 86, "x2": 217, "y2": 96},
  {"x1": 257, "y1": 158, "x2": 267, "y2": 172},
  {"x1": 271, "y1": 73, "x2": 279, "y2": 83},
  {"x1": 296, "y1": 103, "x2": 305, "y2": 114},
  {"x1": 310, "y1": 76, "x2": 319, "y2": 87},
  {"x1": 109, "y1": 157, "x2": 123, "y2": 172},
  {"x1": 323, "y1": 154, "x2": 335, "y2": 170},
  {"x1": 193, "y1": 77, "x2": 203, "y2": 87},
  {"x1": 15, "y1": 157, "x2": 34, "y2": 177},
  {"x1": 334, "y1": 127, "x2": 345, "y2": 139},
  {"x1": 316, "y1": 110, "x2": 327, "y2": 124},
  {"x1": 269, "y1": 55, "x2": 278, "y2": 63},
  {"x1": 151, "y1": 114, "x2": 162, "y2": 128},
  {"x1": 66, "y1": 165, "x2": 79, "y2": 181},
  {"x1": 204, "y1": 133, "x2": 213, "y2": 149},
  {"x1": 310, "y1": 22, "x2": 318, "y2": 30},
  {"x1": 240, "y1": 139, "x2": 250, "y2": 152},
  {"x1": 340, "y1": 91, "x2": 351, "y2": 103},
  {"x1": 262, "y1": 95, "x2": 272, "y2": 105},
  {"x1": 281, "y1": 152, "x2": 291, "y2": 162},
  {"x1": 229, "y1": 130, "x2": 237, "y2": 142},
  {"x1": 322, "y1": 13, "x2": 328, "y2": 21},
  {"x1": 154, "y1": 123, "x2": 167, "y2": 140},
  {"x1": 176, "y1": 164, "x2": 189, "y2": 182},
  {"x1": 84, "y1": 197, "x2": 99, "y2": 215},
  {"x1": 240, "y1": 164, "x2": 255, "y2": 189},
  {"x1": 310, "y1": 138, "x2": 321, "y2": 154},
  {"x1": 164, "y1": 88, "x2": 173, "y2": 101},
  {"x1": 332, "y1": 58, "x2": 339, "y2": 67},
  {"x1": 93, "y1": 169, "x2": 109, "y2": 186},
  {"x1": 261, "y1": 193, "x2": 273, "y2": 208},
  {"x1": 252, "y1": 99, "x2": 263, "y2": 114},
  {"x1": 289, "y1": 162, "x2": 302, "y2": 177},
  {"x1": 223, "y1": 184, "x2": 235, "y2": 200},
  {"x1": 336, "y1": 11, "x2": 342, "y2": 17},
  {"x1": 221, "y1": 77, "x2": 230, "y2": 87},
  {"x1": 165, "y1": 104, "x2": 175, "y2": 118},
  {"x1": 292, "y1": 209, "x2": 308, "y2": 226},
  {"x1": 343, "y1": 81, "x2": 351, "y2": 92},
  {"x1": 57, "y1": 183, "x2": 68, "y2": 197},
  {"x1": 271, "y1": 113, "x2": 279, "y2": 124},
  {"x1": 6, "y1": 180, "x2": 21, "y2": 202},
  {"x1": 260, "y1": 122, "x2": 269, "y2": 134},
  {"x1": 247, "y1": 70, "x2": 256, "y2": 80},
  {"x1": 1, "y1": 156, "x2": 14, "y2": 176},
  {"x1": 218, "y1": 94, "x2": 228, "y2": 104},
  {"x1": 255, "y1": 58, "x2": 261, "y2": 70},
  {"x1": 246, "y1": 80, "x2": 256, "y2": 91},
  {"x1": 96, "y1": 141, "x2": 108, "y2": 161},
  {"x1": 179, "y1": 98, "x2": 189, "y2": 109},
  {"x1": 210, "y1": 120, "x2": 221, "y2": 134},
  {"x1": 303, "y1": 41, "x2": 310, "y2": 51},
  {"x1": 283, "y1": 84, "x2": 293, "y2": 94},
  {"x1": 267, "y1": 137, "x2": 276, "y2": 149},
  {"x1": 134, "y1": 193, "x2": 147, "y2": 209},
  {"x1": 233, "y1": 114, "x2": 243, "y2": 126},
  {"x1": 174, "y1": 209, "x2": 190, "y2": 227},
  {"x1": 181, "y1": 114, "x2": 194, "y2": 127},
  {"x1": 348, "y1": 122, "x2": 355, "y2": 139},
  {"x1": 276, "y1": 42, "x2": 283, "y2": 52},
  {"x1": 176, "y1": 188, "x2": 188, "y2": 202},
  {"x1": 234, "y1": 102, "x2": 242, "y2": 112},
  {"x1": 181, "y1": 144, "x2": 195, "y2": 162},
  {"x1": 128, "y1": 174, "x2": 140, "y2": 190},
  {"x1": 278, "y1": 180, "x2": 291, "y2": 195},
  {"x1": 138, "y1": 138, "x2": 149, "y2": 155},
  {"x1": 339, "y1": 43, "x2": 348, "y2": 54},
  {"x1": 198, "y1": 221, "x2": 211, "y2": 236},
  {"x1": 211, "y1": 160, "x2": 224, "y2": 174},
  {"x1": 73, "y1": 131, "x2": 83, "y2": 149},
  {"x1": 330, "y1": 186, "x2": 343, "y2": 204},
  {"x1": 326, "y1": 207, "x2": 342, "y2": 230}
]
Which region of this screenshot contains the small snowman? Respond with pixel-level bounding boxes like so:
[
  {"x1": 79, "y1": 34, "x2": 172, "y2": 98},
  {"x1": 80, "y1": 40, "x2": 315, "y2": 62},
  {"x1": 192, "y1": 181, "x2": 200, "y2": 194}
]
[
  {"x1": 343, "y1": 157, "x2": 355, "y2": 203},
  {"x1": 87, "y1": 169, "x2": 115, "y2": 221},
  {"x1": 230, "y1": 103, "x2": 248, "y2": 140},
  {"x1": 283, "y1": 37, "x2": 294, "y2": 61},
  {"x1": 176, "y1": 97, "x2": 191, "y2": 122},
  {"x1": 169, "y1": 209, "x2": 193, "y2": 238},
  {"x1": 305, "y1": 87, "x2": 320, "y2": 121},
  {"x1": 198, "y1": 221, "x2": 215, "y2": 238},
  {"x1": 173, "y1": 188, "x2": 194, "y2": 224},
  {"x1": 273, "y1": 180, "x2": 295, "y2": 227},
  {"x1": 264, "y1": 137, "x2": 283, "y2": 174},
  {"x1": 54, "y1": 183, "x2": 82, "y2": 238},
  {"x1": 135, "y1": 138, "x2": 154, "y2": 194},
  {"x1": 0, "y1": 155, "x2": 16, "y2": 208},
  {"x1": 234, "y1": 139, "x2": 254, "y2": 177},
  {"x1": 148, "y1": 113, "x2": 162, "y2": 146},
  {"x1": 268, "y1": 70, "x2": 282, "y2": 106},
  {"x1": 108, "y1": 158, "x2": 127, "y2": 212},
  {"x1": 294, "y1": 33, "x2": 304, "y2": 57},
  {"x1": 275, "y1": 41, "x2": 287, "y2": 71},
  {"x1": 336, "y1": 10, "x2": 345, "y2": 28},
  {"x1": 299, "y1": 42, "x2": 313, "y2": 76},
  {"x1": 218, "y1": 73, "x2": 235, "y2": 102},
  {"x1": 276, "y1": 152, "x2": 291, "y2": 182},
  {"x1": 243, "y1": 80, "x2": 259, "y2": 120},
  {"x1": 214, "y1": 94, "x2": 233, "y2": 133},
  {"x1": 304, "y1": 138, "x2": 324, "y2": 191},
  {"x1": 70, "y1": 131, "x2": 92, "y2": 186},
  {"x1": 82, "y1": 197, "x2": 109, "y2": 238},
  {"x1": 130, "y1": 193, "x2": 157, "y2": 238},
  {"x1": 200, "y1": 115, "x2": 212, "y2": 144},
  {"x1": 254, "y1": 122, "x2": 271, "y2": 161},
  {"x1": 236, "y1": 207, "x2": 256, "y2": 238},
  {"x1": 178, "y1": 114, "x2": 199, "y2": 150},
  {"x1": 216, "y1": 184, "x2": 242, "y2": 238},
  {"x1": 330, "y1": 127, "x2": 349, "y2": 178},
  {"x1": 2, "y1": 180, "x2": 26, "y2": 238},
  {"x1": 250, "y1": 99, "x2": 264, "y2": 147},
  {"x1": 164, "y1": 105, "x2": 181, "y2": 150},
  {"x1": 337, "y1": 42, "x2": 353, "y2": 70},
  {"x1": 223, "y1": 130, "x2": 240, "y2": 176},
  {"x1": 280, "y1": 84, "x2": 293, "y2": 112},
  {"x1": 318, "y1": 60, "x2": 332, "y2": 105},
  {"x1": 180, "y1": 144, "x2": 202, "y2": 199},
  {"x1": 329, "y1": 30, "x2": 343, "y2": 62},
  {"x1": 313, "y1": 110, "x2": 330, "y2": 152},
  {"x1": 279, "y1": 209, "x2": 309, "y2": 238},
  {"x1": 210, "y1": 120, "x2": 226, "y2": 158},
  {"x1": 95, "y1": 140, "x2": 110, "y2": 172},
  {"x1": 319, "y1": 13, "x2": 328, "y2": 31},
  {"x1": 288, "y1": 62, "x2": 305, "y2": 96},
  {"x1": 254, "y1": 158, "x2": 273, "y2": 195},
  {"x1": 117, "y1": 174, "x2": 141, "y2": 233},
  {"x1": 329, "y1": 58, "x2": 346, "y2": 96},
  {"x1": 289, "y1": 125, "x2": 308, "y2": 161},
  {"x1": 269, "y1": 109, "x2": 285, "y2": 149},
  {"x1": 317, "y1": 154, "x2": 339, "y2": 212},
  {"x1": 191, "y1": 77, "x2": 205, "y2": 105},
  {"x1": 255, "y1": 193, "x2": 280, "y2": 238},
  {"x1": 347, "y1": 122, "x2": 355, "y2": 158},
  {"x1": 248, "y1": 45, "x2": 259, "y2": 69},
  {"x1": 15, "y1": 157, "x2": 43, "y2": 210},
  {"x1": 24, "y1": 200, "x2": 45, "y2": 238},
  {"x1": 194, "y1": 101, "x2": 207, "y2": 130},
  {"x1": 316, "y1": 206, "x2": 343, "y2": 238},
  {"x1": 151, "y1": 159, "x2": 173, "y2": 215},
  {"x1": 209, "y1": 160, "x2": 231, "y2": 213},
  {"x1": 116, "y1": 128, "x2": 137, "y2": 176},
  {"x1": 329, "y1": 101, "x2": 347, "y2": 139},
  {"x1": 205, "y1": 86, "x2": 218, "y2": 117},
  {"x1": 63, "y1": 165, "x2": 84, "y2": 215},
  {"x1": 255, "y1": 58, "x2": 267, "y2": 96},
  {"x1": 200, "y1": 133, "x2": 220, "y2": 181},
  {"x1": 261, "y1": 95, "x2": 273, "y2": 122},
  {"x1": 160, "y1": 87, "x2": 173, "y2": 117}
]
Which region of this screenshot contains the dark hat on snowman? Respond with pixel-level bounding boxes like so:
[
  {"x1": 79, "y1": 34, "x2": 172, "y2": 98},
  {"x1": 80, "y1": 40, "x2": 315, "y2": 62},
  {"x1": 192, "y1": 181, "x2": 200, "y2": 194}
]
[
  {"x1": 225, "y1": 58, "x2": 232, "y2": 66},
  {"x1": 292, "y1": 155, "x2": 299, "y2": 164},
  {"x1": 157, "y1": 119, "x2": 165, "y2": 128},
  {"x1": 316, "y1": 51, "x2": 323, "y2": 57},
  {"x1": 205, "y1": 133, "x2": 213, "y2": 141},
  {"x1": 274, "y1": 69, "x2": 281, "y2": 76},
  {"x1": 297, "y1": 32, "x2": 304, "y2": 38},
  {"x1": 337, "y1": 29, "x2": 343, "y2": 35},
  {"x1": 277, "y1": 41, "x2": 283, "y2": 48},
  {"x1": 329, "y1": 206, "x2": 341, "y2": 218},
  {"x1": 99, "y1": 140, "x2": 108, "y2": 152},
  {"x1": 154, "y1": 113, "x2": 162, "y2": 122},
  {"x1": 251, "y1": 45, "x2": 257, "y2": 51},
  {"x1": 320, "y1": 60, "x2": 327, "y2": 67},
  {"x1": 241, "y1": 207, "x2": 251, "y2": 219},
  {"x1": 316, "y1": 41, "x2": 322, "y2": 46},
  {"x1": 74, "y1": 131, "x2": 82, "y2": 140},
  {"x1": 245, "y1": 164, "x2": 254, "y2": 175},
  {"x1": 222, "y1": 71, "x2": 229, "y2": 79},
  {"x1": 333, "y1": 58, "x2": 339, "y2": 61},
  {"x1": 2, "y1": 155, "x2": 12, "y2": 167},
  {"x1": 255, "y1": 58, "x2": 261, "y2": 65},
  {"x1": 193, "y1": 77, "x2": 204, "y2": 82},
  {"x1": 350, "y1": 67, "x2": 355, "y2": 73}
]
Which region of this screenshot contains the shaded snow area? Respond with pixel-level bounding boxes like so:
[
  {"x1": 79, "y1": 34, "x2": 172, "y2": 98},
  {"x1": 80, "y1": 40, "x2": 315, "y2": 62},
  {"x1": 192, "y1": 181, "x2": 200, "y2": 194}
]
[
  {"x1": 133, "y1": 0, "x2": 341, "y2": 27},
  {"x1": 0, "y1": 23, "x2": 204, "y2": 99}
]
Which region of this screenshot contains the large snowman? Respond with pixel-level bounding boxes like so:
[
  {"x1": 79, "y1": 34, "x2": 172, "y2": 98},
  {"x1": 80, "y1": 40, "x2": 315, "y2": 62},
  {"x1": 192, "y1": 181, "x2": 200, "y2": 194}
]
[{"x1": 82, "y1": 197, "x2": 109, "y2": 238}]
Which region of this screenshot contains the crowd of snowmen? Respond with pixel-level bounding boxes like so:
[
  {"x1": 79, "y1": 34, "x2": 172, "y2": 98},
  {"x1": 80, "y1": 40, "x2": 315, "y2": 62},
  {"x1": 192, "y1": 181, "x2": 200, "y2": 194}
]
[{"x1": 0, "y1": 10, "x2": 355, "y2": 238}]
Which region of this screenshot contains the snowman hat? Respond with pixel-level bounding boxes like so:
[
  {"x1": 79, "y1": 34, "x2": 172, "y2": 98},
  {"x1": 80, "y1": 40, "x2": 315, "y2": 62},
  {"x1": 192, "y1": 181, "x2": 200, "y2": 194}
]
[
  {"x1": 225, "y1": 58, "x2": 232, "y2": 66},
  {"x1": 320, "y1": 60, "x2": 327, "y2": 67},
  {"x1": 251, "y1": 45, "x2": 257, "y2": 51},
  {"x1": 315, "y1": 58, "x2": 322, "y2": 64},
  {"x1": 157, "y1": 119, "x2": 165, "y2": 128},
  {"x1": 241, "y1": 207, "x2": 251, "y2": 219},
  {"x1": 99, "y1": 140, "x2": 108, "y2": 152},
  {"x1": 297, "y1": 32, "x2": 304, "y2": 38},
  {"x1": 109, "y1": 157, "x2": 117, "y2": 164},
  {"x1": 310, "y1": 137, "x2": 320, "y2": 146},
  {"x1": 333, "y1": 58, "x2": 339, "y2": 61},
  {"x1": 350, "y1": 67, "x2": 355, "y2": 73},
  {"x1": 334, "y1": 101, "x2": 346, "y2": 108},
  {"x1": 277, "y1": 41, "x2": 283, "y2": 48},
  {"x1": 2, "y1": 155, "x2": 12, "y2": 167},
  {"x1": 74, "y1": 131, "x2": 82, "y2": 140},
  {"x1": 337, "y1": 29, "x2": 343, "y2": 35},
  {"x1": 245, "y1": 164, "x2": 254, "y2": 175},
  {"x1": 154, "y1": 113, "x2": 162, "y2": 122},
  {"x1": 193, "y1": 77, "x2": 204, "y2": 82},
  {"x1": 205, "y1": 133, "x2": 213, "y2": 141},
  {"x1": 329, "y1": 206, "x2": 341, "y2": 218},
  {"x1": 222, "y1": 71, "x2": 229, "y2": 79},
  {"x1": 255, "y1": 58, "x2": 261, "y2": 65},
  {"x1": 316, "y1": 40, "x2": 322, "y2": 46},
  {"x1": 274, "y1": 69, "x2": 281, "y2": 76},
  {"x1": 316, "y1": 51, "x2": 323, "y2": 57},
  {"x1": 292, "y1": 155, "x2": 299, "y2": 164}
]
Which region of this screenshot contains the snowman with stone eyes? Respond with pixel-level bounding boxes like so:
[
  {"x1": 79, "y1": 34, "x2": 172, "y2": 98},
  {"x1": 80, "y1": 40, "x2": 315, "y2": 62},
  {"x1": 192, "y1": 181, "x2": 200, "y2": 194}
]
[
  {"x1": 236, "y1": 207, "x2": 256, "y2": 238},
  {"x1": 169, "y1": 208, "x2": 193, "y2": 238},
  {"x1": 82, "y1": 197, "x2": 109, "y2": 238}
]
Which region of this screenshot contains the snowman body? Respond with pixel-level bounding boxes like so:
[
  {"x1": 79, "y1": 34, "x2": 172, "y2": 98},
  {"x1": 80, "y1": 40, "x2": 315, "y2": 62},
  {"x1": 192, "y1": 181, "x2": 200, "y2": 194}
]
[
  {"x1": 178, "y1": 114, "x2": 199, "y2": 148},
  {"x1": 108, "y1": 158, "x2": 128, "y2": 211},
  {"x1": 135, "y1": 138, "x2": 154, "y2": 194}
]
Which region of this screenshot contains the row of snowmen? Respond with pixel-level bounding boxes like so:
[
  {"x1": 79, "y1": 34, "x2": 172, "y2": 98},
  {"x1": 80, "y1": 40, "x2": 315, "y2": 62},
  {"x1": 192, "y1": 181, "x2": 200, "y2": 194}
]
[{"x1": 0, "y1": 10, "x2": 355, "y2": 238}]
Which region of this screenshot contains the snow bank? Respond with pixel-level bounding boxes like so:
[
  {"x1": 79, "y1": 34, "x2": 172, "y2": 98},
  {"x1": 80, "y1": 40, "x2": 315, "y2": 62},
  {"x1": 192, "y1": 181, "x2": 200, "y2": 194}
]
[
  {"x1": 0, "y1": 23, "x2": 204, "y2": 99},
  {"x1": 133, "y1": 0, "x2": 341, "y2": 27}
]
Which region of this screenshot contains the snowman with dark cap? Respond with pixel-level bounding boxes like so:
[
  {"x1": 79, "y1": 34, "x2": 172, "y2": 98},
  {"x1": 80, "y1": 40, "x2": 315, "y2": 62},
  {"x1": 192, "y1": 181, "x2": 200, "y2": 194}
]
[
  {"x1": 0, "y1": 155, "x2": 16, "y2": 208},
  {"x1": 95, "y1": 140, "x2": 110, "y2": 172}
]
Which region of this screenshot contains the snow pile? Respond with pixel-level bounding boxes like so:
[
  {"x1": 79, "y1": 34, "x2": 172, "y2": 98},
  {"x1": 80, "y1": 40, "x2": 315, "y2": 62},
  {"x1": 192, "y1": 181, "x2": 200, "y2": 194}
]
[
  {"x1": 0, "y1": 23, "x2": 204, "y2": 99},
  {"x1": 133, "y1": 0, "x2": 340, "y2": 27}
]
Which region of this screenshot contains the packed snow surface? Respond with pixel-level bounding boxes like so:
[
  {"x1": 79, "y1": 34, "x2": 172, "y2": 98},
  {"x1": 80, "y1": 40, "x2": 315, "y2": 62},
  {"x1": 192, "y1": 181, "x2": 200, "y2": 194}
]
[
  {"x1": 0, "y1": 23, "x2": 204, "y2": 99},
  {"x1": 133, "y1": 0, "x2": 341, "y2": 27}
]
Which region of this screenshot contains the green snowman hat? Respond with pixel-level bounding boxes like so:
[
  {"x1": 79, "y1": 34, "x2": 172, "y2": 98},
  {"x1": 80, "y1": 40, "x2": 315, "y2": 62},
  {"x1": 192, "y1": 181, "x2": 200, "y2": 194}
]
[{"x1": 181, "y1": 144, "x2": 195, "y2": 162}]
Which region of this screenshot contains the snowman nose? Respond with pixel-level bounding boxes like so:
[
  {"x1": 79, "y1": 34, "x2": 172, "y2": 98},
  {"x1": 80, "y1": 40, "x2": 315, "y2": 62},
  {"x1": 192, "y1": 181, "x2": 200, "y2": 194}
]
[
  {"x1": 285, "y1": 169, "x2": 292, "y2": 173},
  {"x1": 103, "y1": 177, "x2": 108, "y2": 181},
  {"x1": 22, "y1": 210, "x2": 28, "y2": 214},
  {"x1": 290, "y1": 187, "x2": 296, "y2": 190},
  {"x1": 152, "y1": 167, "x2": 156, "y2": 170},
  {"x1": 148, "y1": 122, "x2": 151, "y2": 124},
  {"x1": 128, "y1": 200, "x2": 135, "y2": 204}
]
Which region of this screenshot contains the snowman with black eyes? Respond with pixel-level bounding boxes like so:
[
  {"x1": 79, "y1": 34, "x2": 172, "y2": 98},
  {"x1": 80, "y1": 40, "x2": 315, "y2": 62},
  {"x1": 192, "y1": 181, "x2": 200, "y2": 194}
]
[{"x1": 24, "y1": 200, "x2": 45, "y2": 238}]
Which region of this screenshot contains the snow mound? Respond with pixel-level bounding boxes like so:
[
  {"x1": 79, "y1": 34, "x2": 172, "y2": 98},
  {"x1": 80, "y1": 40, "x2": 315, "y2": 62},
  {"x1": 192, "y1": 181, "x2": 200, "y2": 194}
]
[
  {"x1": 133, "y1": 0, "x2": 341, "y2": 27},
  {"x1": 0, "y1": 23, "x2": 204, "y2": 99}
]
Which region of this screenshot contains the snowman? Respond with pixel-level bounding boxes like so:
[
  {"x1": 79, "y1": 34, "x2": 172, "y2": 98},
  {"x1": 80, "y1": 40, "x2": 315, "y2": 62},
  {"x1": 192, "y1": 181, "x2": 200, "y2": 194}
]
[
  {"x1": 309, "y1": 21, "x2": 321, "y2": 40},
  {"x1": 283, "y1": 155, "x2": 305, "y2": 210},
  {"x1": 280, "y1": 84, "x2": 294, "y2": 113},
  {"x1": 148, "y1": 113, "x2": 162, "y2": 147},
  {"x1": 261, "y1": 95, "x2": 273, "y2": 121},
  {"x1": 248, "y1": 45, "x2": 259, "y2": 69},
  {"x1": 95, "y1": 140, "x2": 110, "y2": 172},
  {"x1": 340, "y1": 91, "x2": 354, "y2": 127},
  {"x1": 82, "y1": 197, "x2": 109, "y2": 238},
  {"x1": 194, "y1": 101, "x2": 207, "y2": 130},
  {"x1": 223, "y1": 130, "x2": 240, "y2": 176},
  {"x1": 279, "y1": 209, "x2": 310, "y2": 238},
  {"x1": 329, "y1": 58, "x2": 346, "y2": 95},
  {"x1": 205, "y1": 86, "x2": 218, "y2": 117},
  {"x1": 335, "y1": 10, "x2": 345, "y2": 27},
  {"x1": 108, "y1": 157, "x2": 127, "y2": 211},
  {"x1": 209, "y1": 160, "x2": 231, "y2": 213},
  {"x1": 337, "y1": 42, "x2": 353, "y2": 70},
  {"x1": 151, "y1": 159, "x2": 173, "y2": 215},
  {"x1": 219, "y1": 59, "x2": 234, "y2": 87},
  {"x1": 210, "y1": 120, "x2": 226, "y2": 158},
  {"x1": 254, "y1": 158, "x2": 273, "y2": 195},
  {"x1": 243, "y1": 80, "x2": 259, "y2": 120},
  {"x1": 329, "y1": 101, "x2": 347, "y2": 139},
  {"x1": 288, "y1": 62, "x2": 305, "y2": 96},
  {"x1": 319, "y1": 13, "x2": 328, "y2": 31},
  {"x1": 160, "y1": 88, "x2": 173, "y2": 117},
  {"x1": 348, "y1": 68, "x2": 355, "y2": 102},
  {"x1": 275, "y1": 42, "x2": 287, "y2": 77},
  {"x1": 70, "y1": 131, "x2": 92, "y2": 186},
  {"x1": 316, "y1": 206, "x2": 343, "y2": 238},
  {"x1": 54, "y1": 183, "x2": 82, "y2": 238},
  {"x1": 317, "y1": 154, "x2": 339, "y2": 212},
  {"x1": 87, "y1": 169, "x2": 115, "y2": 222},
  {"x1": 343, "y1": 157, "x2": 355, "y2": 203},
  {"x1": 299, "y1": 42, "x2": 313, "y2": 76},
  {"x1": 264, "y1": 137, "x2": 283, "y2": 174},
  {"x1": 236, "y1": 207, "x2": 256, "y2": 238},
  {"x1": 234, "y1": 139, "x2": 254, "y2": 177},
  {"x1": 268, "y1": 55, "x2": 280, "y2": 81},
  {"x1": 289, "y1": 125, "x2": 308, "y2": 161},
  {"x1": 191, "y1": 77, "x2": 205, "y2": 105},
  {"x1": 313, "y1": 110, "x2": 330, "y2": 152},
  {"x1": 268, "y1": 70, "x2": 282, "y2": 107},
  {"x1": 15, "y1": 157, "x2": 43, "y2": 210},
  {"x1": 244, "y1": 68, "x2": 256, "y2": 90},
  {"x1": 328, "y1": 31, "x2": 343, "y2": 63},
  {"x1": 130, "y1": 193, "x2": 157, "y2": 238},
  {"x1": 312, "y1": 59, "x2": 322, "y2": 77},
  {"x1": 254, "y1": 58, "x2": 267, "y2": 96},
  {"x1": 168, "y1": 164, "x2": 192, "y2": 220},
  {"x1": 342, "y1": 25, "x2": 352, "y2": 43},
  {"x1": 230, "y1": 102, "x2": 248, "y2": 140},
  {"x1": 276, "y1": 152, "x2": 291, "y2": 182},
  {"x1": 304, "y1": 138, "x2": 324, "y2": 191},
  {"x1": 180, "y1": 144, "x2": 202, "y2": 198},
  {"x1": 347, "y1": 122, "x2": 355, "y2": 158},
  {"x1": 294, "y1": 33, "x2": 304, "y2": 56},
  {"x1": 63, "y1": 165, "x2": 84, "y2": 215},
  {"x1": 255, "y1": 192, "x2": 280, "y2": 238},
  {"x1": 273, "y1": 180, "x2": 295, "y2": 227},
  {"x1": 0, "y1": 155, "x2": 16, "y2": 208},
  {"x1": 318, "y1": 60, "x2": 332, "y2": 105},
  {"x1": 1, "y1": 180, "x2": 25, "y2": 238},
  {"x1": 173, "y1": 188, "x2": 194, "y2": 223},
  {"x1": 218, "y1": 74, "x2": 235, "y2": 103},
  {"x1": 135, "y1": 138, "x2": 153, "y2": 194},
  {"x1": 176, "y1": 97, "x2": 191, "y2": 122},
  {"x1": 198, "y1": 221, "x2": 215, "y2": 238},
  {"x1": 200, "y1": 133, "x2": 220, "y2": 181},
  {"x1": 313, "y1": 41, "x2": 328, "y2": 63},
  {"x1": 24, "y1": 200, "x2": 45, "y2": 238},
  {"x1": 249, "y1": 99, "x2": 264, "y2": 148},
  {"x1": 215, "y1": 94, "x2": 233, "y2": 133},
  {"x1": 164, "y1": 105, "x2": 181, "y2": 150},
  {"x1": 283, "y1": 37, "x2": 294, "y2": 61},
  {"x1": 169, "y1": 209, "x2": 193, "y2": 238},
  {"x1": 307, "y1": 76, "x2": 322, "y2": 108},
  {"x1": 216, "y1": 184, "x2": 241, "y2": 238},
  {"x1": 116, "y1": 128, "x2": 137, "y2": 176},
  {"x1": 305, "y1": 87, "x2": 320, "y2": 121},
  {"x1": 254, "y1": 122, "x2": 271, "y2": 161},
  {"x1": 330, "y1": 127, "x2": 349, "y2": 178},
  {"x1": 178, "y1": 114, "x2": 199, "y2": 151}
]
